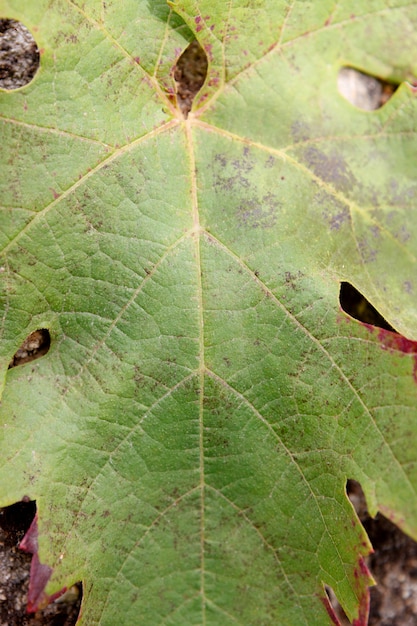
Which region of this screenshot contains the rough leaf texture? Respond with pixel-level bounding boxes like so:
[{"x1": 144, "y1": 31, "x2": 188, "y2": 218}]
[{"x1": 1, "y1": 1, "x2": 417, "y2": 624}]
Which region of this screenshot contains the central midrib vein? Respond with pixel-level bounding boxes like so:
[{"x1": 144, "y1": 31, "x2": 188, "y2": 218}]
[{"x1": 185, "y1": 117, "x2": 206, "y2": 623}]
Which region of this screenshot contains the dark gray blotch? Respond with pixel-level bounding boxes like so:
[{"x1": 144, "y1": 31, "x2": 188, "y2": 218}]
[
  {"x1": 304, "y1": 147, "x2": 355, "y2": 193},
  {"x1": 315, "y1": 190, "x2": 351, "y2": 231},
  {"x1": 238, "y1": 192, "x2": 280, "y2": 229}
]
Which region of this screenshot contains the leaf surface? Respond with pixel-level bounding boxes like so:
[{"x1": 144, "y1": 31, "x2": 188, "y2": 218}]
[{"x1": 1, "y1": 1, "x2": 417, "y2": 624}]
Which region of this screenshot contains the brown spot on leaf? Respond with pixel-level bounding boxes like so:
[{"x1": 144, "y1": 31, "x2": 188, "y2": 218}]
[
  {"x1": 50, "y1": 188, "x2": 61, "y2": 199},
  {"x1": 284, "y1": 270, "x2": 304, "y2": 290}
]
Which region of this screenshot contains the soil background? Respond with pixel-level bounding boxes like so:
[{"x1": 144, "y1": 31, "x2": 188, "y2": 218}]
[{"x1": 1, "y1": 16, "x2": 417, "y2": 626}]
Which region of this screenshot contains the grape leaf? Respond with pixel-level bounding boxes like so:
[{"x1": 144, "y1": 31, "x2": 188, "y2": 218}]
[{"x1": 1, "y1": 1, "x2": 417, "y2": 624}]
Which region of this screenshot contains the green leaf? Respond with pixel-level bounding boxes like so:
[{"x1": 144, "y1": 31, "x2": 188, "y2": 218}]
[{"x1": 1, "y1": 1, "x2": 417, "y2": 624}]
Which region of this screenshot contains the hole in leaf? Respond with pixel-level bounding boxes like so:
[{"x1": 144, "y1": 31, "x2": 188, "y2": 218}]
[
  {"x1": 0, "y1": 498, "x2": 37, "y2": 541},
  {"x1": 0, "y1": 19, "x2": 40, "y2": 90},
  {"x1": 8, "y1": 329, "x2": 51, "y2": 369},
  {"x1": 174, "y1": 40, "x2": 208, "y2": 117},
  {"x1": 0, "y1": 499, "x2": 82, "y2": 624},
  {"x1": 325, "y1": 585, "x2": 350, "y2": 625},
  {"x1": 338, "y1": 67, "x2": 397, "y2": 111},
  {"x1": 347, "y1": 480, "x2": 417, "y2": 625},
  {"x1": 339, "y1": 282, "x2": 395, "y2": 332}
]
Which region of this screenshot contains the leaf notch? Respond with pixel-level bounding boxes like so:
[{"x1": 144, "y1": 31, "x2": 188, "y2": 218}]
[
  {"x1": 174, "y1": 40, "x2": 208, "y2": 117},
  {"x1": 0, "y1": 19, "x2": 40, "y2": 90},
  {"x1": 8, "y1": 329, "x2": 51, "y2": 369}
]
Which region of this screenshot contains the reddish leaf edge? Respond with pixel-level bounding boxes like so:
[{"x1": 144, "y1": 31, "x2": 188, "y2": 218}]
[
  {"x1": 321, "y1": 556, "x2": 372, "y2": 626},
  {"x1": 19, "y1": 514, "x2": 67, "y2": 613},
  {"x1": 321, "y1": 594, "x2": 342, "y2": 626},
  {"x1": 336, "y1": 314, "x2": 417, "y2": 624},
  {"x1": 339, "y1": 306, "x2": 417, "y2": 383},
  {"x1": 351, "y1": 557, "x2": 372, "y2": 626},
  {"x1": 361, "y1": 323, "x2": 417, "y2": 382}
]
